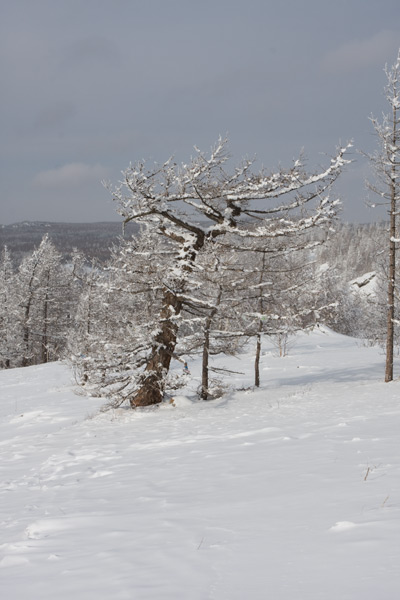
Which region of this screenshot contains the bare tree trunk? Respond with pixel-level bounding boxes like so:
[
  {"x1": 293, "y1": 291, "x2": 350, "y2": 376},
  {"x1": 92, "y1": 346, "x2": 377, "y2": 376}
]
[
  {"x1": 131, "y1": 231, "x2": 205, "y2": 407},
  {"x1": 131, "y1": 290, "x2": 182, "y2": 407},
  {"x1": 200, "y1": 290, "x2": 221, "y2": 400},
  {"x1": 254, "y1": 252, "x2": 267, "y2": 387},
  {"x1": 385, "y1": 101, "x2": 398, "y2": 383},
  {"x1": 21, "y1": 264, "x2": 39, "y2": 367},
  {"x1": 255, "y1": 329, "x2": 262, "y2": 388},
  {"x1": 385, "y1": 179, "x2": 396, "y2": 382},
  {"x1": 201, "y1": 325, "x2": 211, "y2": 400},
  {"x1": 21, "y1": 300, "x2": 32, "y2": 367}
]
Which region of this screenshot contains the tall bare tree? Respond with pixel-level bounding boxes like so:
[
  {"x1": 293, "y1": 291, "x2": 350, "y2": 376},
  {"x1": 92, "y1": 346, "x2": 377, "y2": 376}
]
[{"x1": 367, "y1": 51, "x2": 400, "y2": 382}]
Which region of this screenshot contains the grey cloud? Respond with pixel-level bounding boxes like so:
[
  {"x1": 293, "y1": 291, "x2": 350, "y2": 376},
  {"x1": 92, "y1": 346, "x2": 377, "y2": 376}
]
[
  {"x1": 322, "y1": 30, "x2": 400, "y2": 73},
  {"x1": 34, "y1": 101, "x2": 78, "y2": 132},
  {"x1": 60, "y1": 35, "x2": 121, "y2": 70},
  {"x1": 1, "y1": 0, "x2": 399, "y2": 225},
  {"x1": 33, "y1": 163, "x2": 110, "y2": 188}
]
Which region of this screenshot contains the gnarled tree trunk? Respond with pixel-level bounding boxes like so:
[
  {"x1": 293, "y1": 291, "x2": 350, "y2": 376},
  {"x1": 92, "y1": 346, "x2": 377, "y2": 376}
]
[{"x1": 131, "y1": 290, "x2": 182, "y2": 407}]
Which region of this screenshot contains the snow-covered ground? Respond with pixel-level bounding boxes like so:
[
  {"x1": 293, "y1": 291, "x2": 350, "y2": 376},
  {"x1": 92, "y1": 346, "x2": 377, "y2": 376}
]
[{"x1": 1, "y1": 328, "x2": 399, "y2": 599}]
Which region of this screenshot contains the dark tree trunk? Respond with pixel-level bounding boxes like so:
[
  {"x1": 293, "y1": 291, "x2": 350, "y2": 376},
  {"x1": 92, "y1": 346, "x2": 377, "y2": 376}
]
[
  {"x1": 385, "y1": 102, "x2": 397, "y2": 383},
  {"x1": 201, "y1": 325, "x2": 211, "y2": 400},
  {"x1": 21, "y1": 301, "x2": 32, "y2": 367},
  {"x1": 131, "y1": 290, "x2": 183, "y2": 407},
  {"x1": 130, "y1": 229, "x2": 206, "y2": 408},
  {"x1": 255, "y1": 330, "x2": 261, "y2": 388},
  {"x1": 201, "y1": 288, "x2": 221, "y2": 401},
  {"x1": 254, "y1": 252, "x2": 266, "y2": 387},
  {"x1": 385, "y1": 184, "x2": 396, "y2": 382}
]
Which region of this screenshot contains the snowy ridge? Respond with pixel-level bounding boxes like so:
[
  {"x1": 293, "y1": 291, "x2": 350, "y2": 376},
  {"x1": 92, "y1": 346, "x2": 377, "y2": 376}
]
[{"x1": 0, "y1": 328, "x2": 399, "y2": 599}]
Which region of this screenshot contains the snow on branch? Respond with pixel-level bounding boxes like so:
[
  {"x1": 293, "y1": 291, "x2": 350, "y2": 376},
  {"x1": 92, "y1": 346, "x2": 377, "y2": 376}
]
[{"x1": 106, "y1": 139, "x2": 351, "y2": 247}]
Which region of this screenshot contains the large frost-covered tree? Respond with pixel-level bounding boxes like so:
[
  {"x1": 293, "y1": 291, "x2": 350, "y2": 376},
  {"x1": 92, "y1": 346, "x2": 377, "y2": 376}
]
[
  {"x1": 106, "y1": 138, "x2": 350, "y2": 407},
  {"x1": 366, "y1": 50, "x2": 400, "y2": 382}
]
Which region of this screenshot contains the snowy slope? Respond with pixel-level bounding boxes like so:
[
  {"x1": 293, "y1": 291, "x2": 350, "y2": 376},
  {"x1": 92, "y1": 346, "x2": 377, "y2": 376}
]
[{"x1": 0, "y1": 328, "x2": 399, "y2": 600}]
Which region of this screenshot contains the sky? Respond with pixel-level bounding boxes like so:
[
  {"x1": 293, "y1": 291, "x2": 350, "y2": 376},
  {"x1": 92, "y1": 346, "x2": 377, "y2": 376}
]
[{"x1": 1, "y1": 0, "x2": 400, "y2": 225}]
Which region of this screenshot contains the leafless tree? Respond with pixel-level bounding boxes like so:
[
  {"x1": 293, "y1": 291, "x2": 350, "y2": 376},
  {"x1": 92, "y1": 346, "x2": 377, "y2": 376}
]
[{"x1": 366, "y1": 50, "x2": 400, "y2": 382}]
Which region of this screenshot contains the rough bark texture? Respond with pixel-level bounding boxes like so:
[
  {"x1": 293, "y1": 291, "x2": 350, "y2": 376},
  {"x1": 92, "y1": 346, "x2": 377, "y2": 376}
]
[{"x1": 131, "y1": 290, "x2": 182, "y2": 407}]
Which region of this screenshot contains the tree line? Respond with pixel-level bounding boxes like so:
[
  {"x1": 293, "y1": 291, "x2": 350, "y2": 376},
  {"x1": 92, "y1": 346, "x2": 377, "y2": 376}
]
[{"x1": 0, "y1": 216, "x2": 395, "y2": 403}]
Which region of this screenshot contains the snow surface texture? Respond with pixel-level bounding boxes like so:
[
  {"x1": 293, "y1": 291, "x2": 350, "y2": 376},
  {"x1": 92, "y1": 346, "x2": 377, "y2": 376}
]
[{"x1": 0, "y1": 328, "x2": 399, "y2": 599}]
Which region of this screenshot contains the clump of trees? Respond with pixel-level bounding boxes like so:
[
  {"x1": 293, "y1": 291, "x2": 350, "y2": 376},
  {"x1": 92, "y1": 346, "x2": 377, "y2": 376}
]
[{"x1": 0, "y1": 236, "x2": 82, "y2": 369}]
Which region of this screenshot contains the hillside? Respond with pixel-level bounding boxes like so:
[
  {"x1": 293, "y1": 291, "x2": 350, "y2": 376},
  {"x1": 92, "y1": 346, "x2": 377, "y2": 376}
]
[{"x1": 0, "y1": 328, "x2": 399, "y2": 599}]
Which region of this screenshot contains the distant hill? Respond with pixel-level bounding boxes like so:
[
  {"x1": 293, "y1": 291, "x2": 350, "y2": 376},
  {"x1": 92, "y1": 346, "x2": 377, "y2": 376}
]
[{"x1": 0, "y1": 221, "x2": 139, "y2": 263}]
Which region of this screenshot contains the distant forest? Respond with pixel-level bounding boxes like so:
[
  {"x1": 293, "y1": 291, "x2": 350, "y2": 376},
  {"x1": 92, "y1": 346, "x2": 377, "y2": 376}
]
[
  {"x1": 0, "y1": 221, "x2": 139, "y2": 263},
  {"x1": 0, "y1": 219, "x2": 387, "y2": 270}
]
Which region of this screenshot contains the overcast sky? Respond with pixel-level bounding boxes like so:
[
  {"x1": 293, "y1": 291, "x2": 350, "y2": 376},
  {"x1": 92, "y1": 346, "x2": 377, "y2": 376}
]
[{"x1": 1, "y1": 0, "x2": 400, "y2": 225}]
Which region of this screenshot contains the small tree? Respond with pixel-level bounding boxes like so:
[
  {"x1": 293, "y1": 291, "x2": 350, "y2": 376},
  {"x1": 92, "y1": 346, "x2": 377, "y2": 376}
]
[
  {"x1": 175, "y1": 241, "x2": 248, "y2": 400},
  {"x1": 244, "y1": 242, "x2": 332, "y2": 387},
  {"x1": 367, "y1": 50, "x2": 400, "y2": 381}
]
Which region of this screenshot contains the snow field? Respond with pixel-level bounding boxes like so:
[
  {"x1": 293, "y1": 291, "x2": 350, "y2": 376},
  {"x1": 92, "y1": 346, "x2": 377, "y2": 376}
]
[{"x1": 0, "y1": 328, "x2": 399, "y2": 599}]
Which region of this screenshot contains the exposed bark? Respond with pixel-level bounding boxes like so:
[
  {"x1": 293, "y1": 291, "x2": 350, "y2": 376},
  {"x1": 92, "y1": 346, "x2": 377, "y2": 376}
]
[
  {"x1": 21, "y1": 296, "x2": 33, "y2": 367},
  {"x1": 385, "y1": 76, "x2": 399, "y2": 382},
  {"x1": 131, "y1": 230, "x2": 205, "y2": 406},
  {"x1": 254, "y1": 251, "x2": 267, "y2": 387},
  {"x1": 201, "y1": 324, "x2": 211, "y2": 401},
  {"x1": 200, "y1": 289, "x2": 222, "y2": 400},
  {"x1": 254, "y1": 330, "x2": 262, "y2": 388},
  {"x1": 367, "y1": 52, "x2": 400, "y2": 382},
  {"x1": 131, "y1": 290, "x2": 182, "y2": 407},
  {"x1": 385, "y1": 134, "x2": 397, "y2": 382}
]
